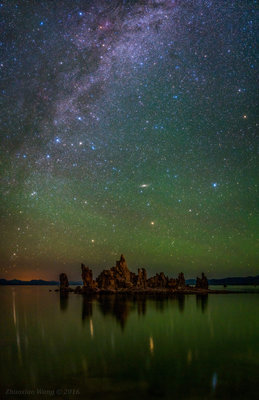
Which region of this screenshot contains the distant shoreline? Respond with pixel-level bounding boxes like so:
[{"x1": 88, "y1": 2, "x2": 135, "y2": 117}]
[{"x1": 1, "y1": 276, "x2": 258, "y2": 286}]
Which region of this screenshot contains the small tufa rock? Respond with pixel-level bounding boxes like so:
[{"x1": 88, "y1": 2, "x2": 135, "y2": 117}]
[
  {"x1": 74, "y1": 285, "x2": 82, "y2": 294},
  {"x1": 59, "y1": 273, "x2": 69, "y2": 290},
  {"x1": 81, "y1": 264, "x2": 93, "y2": 287},
  {"x1": 196, "y1": 272, "x2": 208, "y2": 289},
  {"x1": 177, "y1": 272, "x2": 185, "y2": 289},
  {"x1": 136, "y1": 268, "x2": 147, "y2": 288},
  {"x1": 147, "y1": 272, "x2": 168, "y2": 288},
  {"x1": 168, "y1": 278, "x2": 178, "y2": 289},
  {"x1": 96, "y1": 269, "x2": 116, "y2": 290}
]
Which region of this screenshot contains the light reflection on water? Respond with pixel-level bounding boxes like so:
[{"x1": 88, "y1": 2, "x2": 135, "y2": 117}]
[{"x1": 0, "y1": 286, "x2": 258, "y2": 399}]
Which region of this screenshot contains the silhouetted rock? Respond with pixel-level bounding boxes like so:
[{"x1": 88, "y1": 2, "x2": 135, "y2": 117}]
[
  {"x1": 96, "y1": 269, "x2": 116, "y2": 290},
  {"x1": 147, "y1": 272, "x2": 169, "y2": 288},
  {"x1": 74, "y1": 286, "x2": 82, "y2": 294},
  {"x1": 59, "y1": 273, "x2": 69, "y2": 290},
  {"x1": 111, "y1": 254, "x2": 133, "y2": 288},
  {"x1": 168, "y1": 278, "x2": 178, "y2": 289},
  {"x1": 177, "y1": 272, "x2": 186, "y2": 289},
  {"x1": 97, "y1": 254, "x2": 133, "y2": 290},
  {"x1": 56, "y1": 254, "x2": 215, "y2": 296},
  {"x1": 81, "y1": 264, "x2": 97, "y2": 288},
  {"x1": 80, "y1": 264, "x2": 98, "y2": 292},
  {"x1": 95, "y1": 257, "x2": 188, "y2": 291},
  {"x1": 136, "y1": 268, "x2": 147, "y2": 288},
  {"x1": 196, "y1": 272, "x2": 208, "y2": 289}
]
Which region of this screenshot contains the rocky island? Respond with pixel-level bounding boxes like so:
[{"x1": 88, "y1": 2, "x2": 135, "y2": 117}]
[{"x1": 58, "y1": 254, "x2": 217, "y2": 295}]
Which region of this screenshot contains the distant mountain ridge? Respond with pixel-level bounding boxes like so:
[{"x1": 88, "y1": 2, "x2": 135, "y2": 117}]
[
  {"x1": 209, "y1": 275, "x2": 259, "y2": 286},
  {"x1": 187, "y1": 275, "x2": 259, "y2": 286},
  {"x1": 0, "y1": 276, "x2": 258, "y2": 286}
]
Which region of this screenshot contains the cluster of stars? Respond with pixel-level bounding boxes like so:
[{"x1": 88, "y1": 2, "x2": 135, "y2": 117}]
[{"x1": 0, "y1": 0, "x2": 257, "y2": 280}]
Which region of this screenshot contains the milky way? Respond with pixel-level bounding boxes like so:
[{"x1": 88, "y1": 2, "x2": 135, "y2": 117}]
[{"x1": 1, "y1": 0, "x2": 258, "y2": 280}]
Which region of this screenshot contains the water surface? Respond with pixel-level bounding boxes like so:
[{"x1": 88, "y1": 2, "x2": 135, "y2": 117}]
[{"x1": 0, "y1": 286, "x2": 258, "y2": 399}]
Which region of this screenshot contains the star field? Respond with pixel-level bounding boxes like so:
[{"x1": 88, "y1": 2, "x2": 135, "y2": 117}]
[{"x1": 1, "y1": 0, "x2": 258, "y2": 280}]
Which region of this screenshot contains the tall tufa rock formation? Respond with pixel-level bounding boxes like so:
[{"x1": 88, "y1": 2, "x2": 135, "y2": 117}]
[
  {"x1": 111, "y1": 254, "x2": 132, "y2": 288},
  {"x1": 54, "y1": 255, "x2": 215, "y2": 296},
  {"x1": 94, "y1": 255, "x2": 188, "y2": 292},
  {"x1": 81, "y1": 263, "x2": 97, "y2": 291},
  {"x1": 57, "y1": 255, "x2": 194, "y2": 293},
  {"x1": 96, "y1": 254, "x2": 133, "y2": 290}
]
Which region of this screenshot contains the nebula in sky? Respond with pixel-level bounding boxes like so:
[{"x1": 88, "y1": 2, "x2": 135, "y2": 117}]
[{"x1": 1, "y1": 0, "x2": 258, "y2": 280}]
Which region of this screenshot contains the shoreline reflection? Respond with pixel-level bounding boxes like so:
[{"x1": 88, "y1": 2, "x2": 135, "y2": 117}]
[
  {"x1": 59, "y1": 292, "x2": 69, "y2": 312},
  {"x1": 196, "y1": 294, "x2": 208, "y2": 312},
  {"x1": 74, "y1": 294, "x2": 192, "y2": 328}
]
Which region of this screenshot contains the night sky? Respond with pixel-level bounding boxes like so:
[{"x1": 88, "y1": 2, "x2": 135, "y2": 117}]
[{"x1": 1, "y1": 0, "x2": 258, "y2": 281}]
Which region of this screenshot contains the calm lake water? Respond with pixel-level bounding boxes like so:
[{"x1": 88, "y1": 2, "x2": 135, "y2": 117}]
[{"x1": 0, "y1": 286, "x2": 258, "y2": 399}]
